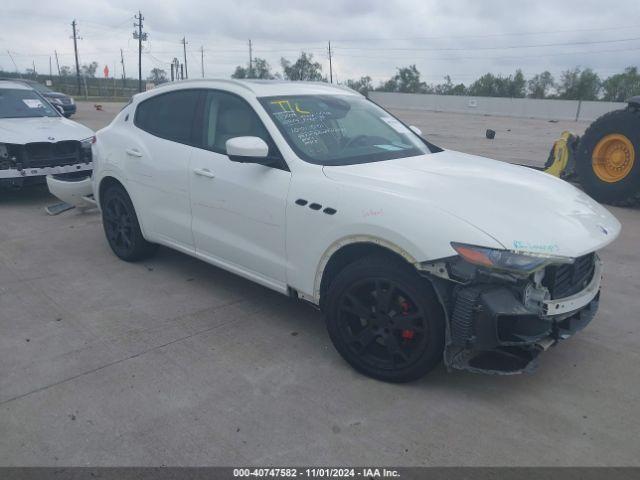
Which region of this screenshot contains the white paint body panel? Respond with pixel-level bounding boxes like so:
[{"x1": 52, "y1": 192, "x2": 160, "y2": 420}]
[
  {"x1": 0, "y1": 116, "x2": 93, "y2": 145},
  {"x1": 83, "y1": 79, "x2": 619, "y2": 303}
]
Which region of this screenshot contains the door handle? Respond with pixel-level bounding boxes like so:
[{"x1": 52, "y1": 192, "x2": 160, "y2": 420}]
[
  {"x1": 193, "y1": 168, "x2": 215, "y2": 179},
  {"x1": 126, "y1": 148, "x2": 143, "y2": 158}
]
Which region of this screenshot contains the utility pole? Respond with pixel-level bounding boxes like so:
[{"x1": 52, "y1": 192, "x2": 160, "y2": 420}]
[
  {"x1": 248, "y1": 39, "x2": 253, "y2": 78},
  {"x1": 181, "y1": 37, "x2": 188, "y2": 79},
  {"x1": 133, "y1": 11, "x2": 148, "y2": 92},
  {"x1": 49, "y1": 56, "x2": 52, "y2": 79},
  {"x1": 54, "y1": 50, "x2": 61, "y2": 76},
  {"x1": 32, "y1": 60, "x2": 37, "y2": 78},
  {"x1": 200, "y1": 46, "x2": 204, "y2": 78},
  {"x1": 71, "y1": 20, "x2": 81, "y2": 95},
  {"x1": 120, "y1": 48, "x2": 126, "y2": 80},
  {"x1": 6, "y1": 50, "x2": 20, "y2": 76},
  {"x1": 328, "y1": 41, "x2": 333, "y2": 84},
  {"x1": 171, "y1": 57, "x2": 179, "y2": 81}
]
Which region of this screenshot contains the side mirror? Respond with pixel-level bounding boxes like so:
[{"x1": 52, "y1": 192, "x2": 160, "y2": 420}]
[
  {"x1": 226, "y1": 136, "x2": 272, "y2": 165},
  {"x1": 409, "y1": 125, "x2": 422, "y2": 136}
]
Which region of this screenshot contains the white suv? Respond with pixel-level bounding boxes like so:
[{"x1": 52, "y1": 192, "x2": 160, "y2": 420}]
[{"x1": 87, "y1": 79, "x2": 620, "y2": 382}]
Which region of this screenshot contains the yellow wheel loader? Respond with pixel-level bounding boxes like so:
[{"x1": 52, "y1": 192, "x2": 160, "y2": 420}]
[{"x1": 544, "y1": 96, "x2": 640, "y2": 206}]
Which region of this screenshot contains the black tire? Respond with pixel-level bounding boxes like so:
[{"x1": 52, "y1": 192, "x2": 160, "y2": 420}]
[
  {"x1": 324, "y1": 255, "x2": 445, "y2": 383},
  {"x1": 575, "y1": 108, "x2": 640, "y2": 206},
  {"x1": 101, "y1": 184, "x2": 158, "y2": 261}
]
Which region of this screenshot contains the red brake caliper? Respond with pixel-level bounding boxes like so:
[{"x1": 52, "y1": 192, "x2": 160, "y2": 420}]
[{"x1": 399, "y1": 299, "x2": 415, "y2": 341}]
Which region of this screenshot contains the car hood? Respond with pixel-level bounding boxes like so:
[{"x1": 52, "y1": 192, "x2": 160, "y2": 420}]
[
  {"x1": 0, "y1": 116, "x2": 93, "y2": 144},
  {"x1": 322, "y1": 150, "x2": 621, "y2": 258}
]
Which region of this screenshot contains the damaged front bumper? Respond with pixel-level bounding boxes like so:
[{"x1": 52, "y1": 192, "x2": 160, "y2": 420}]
[
  {"x1": 46, "y1": 173, "x2": 96, "y2": 210},
  {"x1": 0, "y1": 162, "x2": 93, "y2": 188},
  {"x1": 421, "y1": 254, "x2": 603, "y2": 375}
]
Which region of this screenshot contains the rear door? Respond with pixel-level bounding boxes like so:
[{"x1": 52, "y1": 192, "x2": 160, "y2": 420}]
[{"x1": 127, "y1": 89, "x2": 201, "y2": 249}]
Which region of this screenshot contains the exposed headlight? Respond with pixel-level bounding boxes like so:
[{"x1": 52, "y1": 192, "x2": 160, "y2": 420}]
[
  {"x1": 450, "y1": 242, "x2": 573, "y2": 274},
  {"x1": 50, "y1": 98, "x2": 63, "y2": 105},
  {"x1": 69, "y1": 97, "x2": 75, "y2": 105},
  {"x1": 80, "y1": 137, "x2": 94, "y2": 162}
]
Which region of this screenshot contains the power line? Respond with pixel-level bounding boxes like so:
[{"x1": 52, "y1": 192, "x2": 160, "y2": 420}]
[
  {"x1": 314, "y1": 24, "x2": 640, "y2": 43},
  {"x1": 334, "y1": 36, "x2": 640, "y2": 52},
  {"x1": 6, "y1": 50, "x2": 20, "y2": 75},
  {"x1": 333, "y1": 45, "x2": 640, "y2": 62}
]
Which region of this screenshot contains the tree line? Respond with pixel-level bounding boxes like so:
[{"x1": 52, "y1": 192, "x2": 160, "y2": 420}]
[
  {"x1": 6, "y1": 50, "x2": 638, "y2": 102},
  {"x1": 230, "y1": 52, "x2": 640, "y2": 102}
]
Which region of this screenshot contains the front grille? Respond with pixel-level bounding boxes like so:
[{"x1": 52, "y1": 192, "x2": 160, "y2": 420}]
[
  {"x1": 543, "y1": 253, "x2": 595, "y2": 299},
  {"x1": 23, "y1": 141, "x2": 82, "y2": 168}
]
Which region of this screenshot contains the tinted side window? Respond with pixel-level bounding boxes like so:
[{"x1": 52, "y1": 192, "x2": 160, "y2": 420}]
[
  {"x1": 135, "y1": 90, "x2": 200, "y2": 144},
  {"x1": 200, "y1": 91, "x2": 274, "y2": 154}
]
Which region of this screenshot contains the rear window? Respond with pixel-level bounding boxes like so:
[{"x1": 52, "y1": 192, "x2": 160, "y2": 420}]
[{"x1": 134, "y1": 90, "x2": 200, "y2": 144}]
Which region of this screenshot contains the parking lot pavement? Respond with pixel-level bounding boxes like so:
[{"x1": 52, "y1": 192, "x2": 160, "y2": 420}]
[
  {"x1": 389, "y1": 108, "x2": 592, "y2": 168},
  {"x1": 69, "y1": 101, "x2": 126, "y2": 131},
  {"x1": 1, "y1": 104, "x2": 639, "y2": 466}
]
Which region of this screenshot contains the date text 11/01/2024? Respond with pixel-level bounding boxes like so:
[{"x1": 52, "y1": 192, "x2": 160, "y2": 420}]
[{"x1": 232, "y1": 467, "x2": 401, "y2": 478}]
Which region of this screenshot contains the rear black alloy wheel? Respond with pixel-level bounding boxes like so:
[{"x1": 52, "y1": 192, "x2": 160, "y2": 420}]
[
  {"x1": 101, "y1": 185, "x2": 157, "y2": 261},
  {"x1": 325, "y1": 255, "x2": 444, "y2": 382}
]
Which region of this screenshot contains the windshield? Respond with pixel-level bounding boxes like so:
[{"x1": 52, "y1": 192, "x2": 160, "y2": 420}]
[
  {"x1": 0, "y1": 88, "x2": 59, "y2": 118},
  {"x1": 259, "y1": 94, "x2": 430, "y2": 165}
]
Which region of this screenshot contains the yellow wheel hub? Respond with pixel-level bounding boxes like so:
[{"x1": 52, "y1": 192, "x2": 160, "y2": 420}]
[{"x1": 592, "y1": 133, "x2": 635, "y2": 183}]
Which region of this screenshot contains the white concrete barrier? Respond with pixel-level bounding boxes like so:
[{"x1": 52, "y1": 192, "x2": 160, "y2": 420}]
[{"x1": 369, "y1": 92, "x2": 626, "y2": 122}]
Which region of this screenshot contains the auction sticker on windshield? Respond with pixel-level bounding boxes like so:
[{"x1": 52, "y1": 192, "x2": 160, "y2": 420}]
[{"x1": 22, "y1": 99, "x2": 44, "y2": 109}]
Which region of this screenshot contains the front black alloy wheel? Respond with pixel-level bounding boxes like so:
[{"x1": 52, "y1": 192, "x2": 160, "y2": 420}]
[
  {"x1": 101, "y1": 184, "x2": 158, "y2": 261},
  {"x1": 325, "y1": 255, "x2": 445, "y2": 382}
]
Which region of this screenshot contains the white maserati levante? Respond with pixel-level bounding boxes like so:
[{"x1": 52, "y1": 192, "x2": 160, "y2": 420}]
[
  {"x1": 0, "y1": 80, "x2": 93, "y2": 190},
  {"x1": 80, "y1": 79, "x2": 619, "y2": 382}
]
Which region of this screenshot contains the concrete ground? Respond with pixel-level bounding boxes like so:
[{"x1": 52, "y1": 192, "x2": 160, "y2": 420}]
[{"x1": 1, "y1": 102, "x2": 639, "y2": 466}]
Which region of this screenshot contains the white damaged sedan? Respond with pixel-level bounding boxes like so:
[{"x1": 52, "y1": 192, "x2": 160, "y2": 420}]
[
  {"x1": 70, "y1": 79, "x2": 619, "y2": 382},
  {"x1": 0, "y1": 80, "x2": 93, "y2": 190}
]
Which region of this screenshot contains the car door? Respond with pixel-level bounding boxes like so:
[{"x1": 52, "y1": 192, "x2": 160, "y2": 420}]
[
  {"x1": 127, "y1": 89, "x2": 200, "y2": 249},
  {"x1": 189, "y1": 90, "x2": 291, "y2": 291}
]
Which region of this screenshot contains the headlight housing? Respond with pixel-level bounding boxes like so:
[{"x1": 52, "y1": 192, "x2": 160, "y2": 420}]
[
  {"x1": 451, "y1": 242, "x2": 573, "y2": 275},
  {"x1": 80, "y1": 136, "x2": 94, "y2": 162},
  {"x1": 49, "y1": 97, "x2": 63, "y2": 105}
]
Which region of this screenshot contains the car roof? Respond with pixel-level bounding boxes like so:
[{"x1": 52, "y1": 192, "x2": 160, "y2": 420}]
[
  {"x1": 137, "y1": 78, "x2": 360, "y2": 100},
  {"x1": 0, "y1": 80, "x2": 32, "y2": 90}
]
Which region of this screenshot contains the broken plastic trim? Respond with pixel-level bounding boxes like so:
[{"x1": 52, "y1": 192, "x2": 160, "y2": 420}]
[{"x1": 419, "y1": 252, "x2": 600, "y2": 375}]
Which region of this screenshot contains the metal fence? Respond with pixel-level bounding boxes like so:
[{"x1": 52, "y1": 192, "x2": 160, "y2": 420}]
[
  {"x1": 52, "y1": 76, "x2": 139, "y2": 100},
  {"x1": 0, "y1": 71, "x2": 140, "y2": 100}
]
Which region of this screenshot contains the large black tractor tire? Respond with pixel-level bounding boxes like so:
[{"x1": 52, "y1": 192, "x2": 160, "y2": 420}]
[
  {"x1": 575, "y1": 107, "x2": 640, "y2": 206},
  {"x1": 324, "y1": 255, "x2": 445, "y2": 383},
  {"x1": 101, "y1": 184, "x2": 158, "y2": 261}
]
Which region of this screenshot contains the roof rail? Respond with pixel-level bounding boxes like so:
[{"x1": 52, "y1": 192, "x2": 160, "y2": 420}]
[{"x1": 151, "y1": 78, "x2": 255, "y2": 93}]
